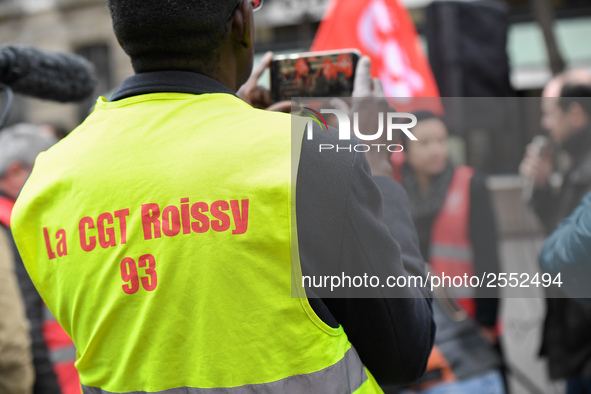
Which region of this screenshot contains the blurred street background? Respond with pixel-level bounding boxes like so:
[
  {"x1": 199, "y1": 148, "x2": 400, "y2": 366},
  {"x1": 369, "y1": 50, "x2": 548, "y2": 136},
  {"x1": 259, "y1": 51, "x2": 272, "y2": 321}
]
[{"x1": 1, "y1": 0, "x2": 590, "y2": 393}]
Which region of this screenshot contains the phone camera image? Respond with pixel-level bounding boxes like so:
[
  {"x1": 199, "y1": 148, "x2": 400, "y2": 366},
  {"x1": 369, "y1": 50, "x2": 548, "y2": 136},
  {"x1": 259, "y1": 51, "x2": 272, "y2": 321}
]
[{"x1": 270, "y1": 50, "x2": 360, "y2": 101}]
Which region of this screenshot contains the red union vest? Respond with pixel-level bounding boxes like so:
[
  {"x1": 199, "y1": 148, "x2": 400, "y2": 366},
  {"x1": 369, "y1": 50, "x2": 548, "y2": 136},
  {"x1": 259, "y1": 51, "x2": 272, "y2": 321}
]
[
  {"x1": 392, "y1": 160, "x2": 501, "y2": 386},
  {"x1": 429, "y1": 166, "x2": 476, "y2": 316},
  {"x1": 12, "y1": 92, "x2": 383, "y2": 394},
  {"x1": 0, "y1": 196, "x2": 80, "y2": 394},
  {"x1": 391, "y1": 161, "x2": 476, "y2": 316}
]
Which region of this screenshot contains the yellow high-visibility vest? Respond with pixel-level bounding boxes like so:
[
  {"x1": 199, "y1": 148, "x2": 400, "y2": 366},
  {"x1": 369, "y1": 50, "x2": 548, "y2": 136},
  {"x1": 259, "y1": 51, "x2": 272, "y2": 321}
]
[{"x1": 12, "y1": 92, "x2": 383, "y2": 393}]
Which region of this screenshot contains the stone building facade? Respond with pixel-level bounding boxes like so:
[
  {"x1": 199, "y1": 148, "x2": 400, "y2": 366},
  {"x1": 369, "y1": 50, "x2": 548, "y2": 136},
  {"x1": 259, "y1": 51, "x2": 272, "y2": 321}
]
[{"x1": 0, "y1": 0, "x2": 328, "y2": 130}]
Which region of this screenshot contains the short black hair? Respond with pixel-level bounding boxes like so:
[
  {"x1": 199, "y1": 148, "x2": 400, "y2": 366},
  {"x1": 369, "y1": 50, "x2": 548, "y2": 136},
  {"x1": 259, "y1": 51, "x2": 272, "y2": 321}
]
[
  {"x1": 559, "y1": 83, "x2": 591, "y2": 117},
  {"x1": 107, "y1": 0, "x2": 235, "y2": 73}
]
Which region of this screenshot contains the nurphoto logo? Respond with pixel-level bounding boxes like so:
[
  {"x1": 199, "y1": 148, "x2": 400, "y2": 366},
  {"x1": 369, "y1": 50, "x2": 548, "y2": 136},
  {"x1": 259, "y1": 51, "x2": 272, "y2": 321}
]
[{"x1": 302, "y1": 107, "x2": 418, "y2": 153}]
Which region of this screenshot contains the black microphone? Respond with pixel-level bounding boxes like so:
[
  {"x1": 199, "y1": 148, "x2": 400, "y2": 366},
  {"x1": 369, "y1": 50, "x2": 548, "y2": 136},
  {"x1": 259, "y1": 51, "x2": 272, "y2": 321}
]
[
  {"x1": 522, "y1": 135, "x2": 552, "y2": 201},
  {"x1": 0, "y1": 45, "x2": 97, "y2": 102}
]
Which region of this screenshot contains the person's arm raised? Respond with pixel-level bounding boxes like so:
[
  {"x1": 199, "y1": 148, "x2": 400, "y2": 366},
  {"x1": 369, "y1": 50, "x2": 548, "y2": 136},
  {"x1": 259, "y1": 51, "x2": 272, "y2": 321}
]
[
  {"x1": 307, "y1": 57, "x2": 434, "y2": 385},
  {"x1": 236, "y1": 51, "x2": 292, "y2": 112}
]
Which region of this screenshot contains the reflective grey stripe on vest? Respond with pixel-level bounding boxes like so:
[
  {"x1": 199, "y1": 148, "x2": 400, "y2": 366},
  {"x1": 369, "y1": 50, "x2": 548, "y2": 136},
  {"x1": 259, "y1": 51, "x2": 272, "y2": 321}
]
[
  {"x1": 50, "y1": 345, "x2": 77, "y2": 364},
  {"x1": 82, "y1": 346, "x2": 368, "y2": 394},
  {"x1": 430, "y1": 244, "x2": 473, "y2": 262}
]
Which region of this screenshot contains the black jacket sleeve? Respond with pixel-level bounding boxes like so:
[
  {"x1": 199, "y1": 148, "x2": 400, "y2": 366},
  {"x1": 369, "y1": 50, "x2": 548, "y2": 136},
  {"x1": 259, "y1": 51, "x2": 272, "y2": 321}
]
[
  {"x1": 539, "y1": 191, "x2": 591, "y2": 304},
  {"x1": 468, "y1": 175, "x2": 500, "y2": 328},
  {"x1": 296, "y1": 125, "x2": 435, "y2": 386}
]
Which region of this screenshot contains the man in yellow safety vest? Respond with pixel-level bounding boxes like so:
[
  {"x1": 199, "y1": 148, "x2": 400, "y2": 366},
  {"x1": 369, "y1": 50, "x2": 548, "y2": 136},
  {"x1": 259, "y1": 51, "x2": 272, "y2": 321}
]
[{"x1": 12, "y1": 1, "x2": 435, "y2": 393}]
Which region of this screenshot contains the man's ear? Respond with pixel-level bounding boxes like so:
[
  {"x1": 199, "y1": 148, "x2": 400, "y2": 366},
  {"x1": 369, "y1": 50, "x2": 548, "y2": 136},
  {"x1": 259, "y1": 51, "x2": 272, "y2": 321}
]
[{"x1": 231, "y1": 0, "x2": 253, "y2": 49}]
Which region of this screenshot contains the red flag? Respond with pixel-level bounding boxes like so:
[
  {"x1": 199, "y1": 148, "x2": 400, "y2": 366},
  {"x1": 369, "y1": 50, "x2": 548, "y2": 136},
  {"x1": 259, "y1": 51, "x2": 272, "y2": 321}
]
[{"x1": 312, "y1": 0, "x2": 441, "y2": 104}]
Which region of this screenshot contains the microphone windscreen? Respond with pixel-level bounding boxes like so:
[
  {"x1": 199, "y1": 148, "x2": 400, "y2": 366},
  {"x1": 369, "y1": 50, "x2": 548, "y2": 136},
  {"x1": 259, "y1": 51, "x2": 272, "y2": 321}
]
[{"x1": 0, "y1": 45, "x2": 97, "y2": 102}]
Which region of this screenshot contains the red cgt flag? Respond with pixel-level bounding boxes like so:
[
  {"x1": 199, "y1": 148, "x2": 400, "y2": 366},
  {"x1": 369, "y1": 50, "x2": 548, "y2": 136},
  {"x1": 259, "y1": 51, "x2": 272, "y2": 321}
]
[{"x1": 311, "y1": 0, "x2": 440, "y2": 101}]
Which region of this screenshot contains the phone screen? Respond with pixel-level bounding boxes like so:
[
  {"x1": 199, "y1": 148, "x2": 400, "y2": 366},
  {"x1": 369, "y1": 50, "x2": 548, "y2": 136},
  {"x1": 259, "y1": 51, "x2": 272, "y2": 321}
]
[{"x1": 270, "y1": 50, "x2": 361, "y2": 102}]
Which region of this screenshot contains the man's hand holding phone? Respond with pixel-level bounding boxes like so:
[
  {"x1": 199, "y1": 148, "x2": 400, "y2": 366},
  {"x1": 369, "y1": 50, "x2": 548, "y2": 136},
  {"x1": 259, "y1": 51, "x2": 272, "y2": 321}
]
[
  {"x1": 351, "y1": 57, "x2": 393, "y2": 178},
  {"x1": 238, "y1": 52, "x2": 394, "y2": 180},
  {"x1": 237, "y1": 51, "x2": 292, "y2": 112}
]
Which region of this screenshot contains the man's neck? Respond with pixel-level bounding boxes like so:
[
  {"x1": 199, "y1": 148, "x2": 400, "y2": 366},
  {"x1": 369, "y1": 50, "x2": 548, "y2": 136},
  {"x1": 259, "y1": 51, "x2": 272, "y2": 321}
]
[{"x1": 110, "y1": 71, "x2": 237, "y2": 102}]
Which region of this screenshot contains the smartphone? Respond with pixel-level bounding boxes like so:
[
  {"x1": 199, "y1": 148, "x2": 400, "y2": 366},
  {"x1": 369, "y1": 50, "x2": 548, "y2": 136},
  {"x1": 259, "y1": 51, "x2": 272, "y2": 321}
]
[{"x1": 270, "y1": 49, "x2": 361, "y2": 102}]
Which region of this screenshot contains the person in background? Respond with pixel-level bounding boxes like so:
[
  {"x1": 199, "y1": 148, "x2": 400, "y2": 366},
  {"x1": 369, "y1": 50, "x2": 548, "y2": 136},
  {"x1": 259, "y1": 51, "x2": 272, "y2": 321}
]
[
  {"x1": 392, "y1": 111, "x2": 504, "y2": 394},
  {"x1": 0, "y1": 221, "x2": 34, "y2": 394},
  {"x1": 0, "y1": 123, "x2": 80, "y2": 394},
  {"x1": 521, "y1": 71, "x2": 591, "y2": 231},
  {"x1": 10, "y1": 0, "x2": 435, "y2": 392},
  {"x1": 519, "y1": 73, "x2": 591, "y2": 394}
]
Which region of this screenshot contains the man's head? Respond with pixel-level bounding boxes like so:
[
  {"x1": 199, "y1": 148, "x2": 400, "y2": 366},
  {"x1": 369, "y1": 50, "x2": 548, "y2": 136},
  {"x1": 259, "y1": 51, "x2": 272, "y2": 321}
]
[
  {"x1": 0, "y1": 124, "x2": 57, "y2": 200},
  {"x1": 541, "y1": 69, "x2": 591, "y2": 144},
  {"x1": 107, "y1": 0, "x2": 257, "y2": 91}
]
